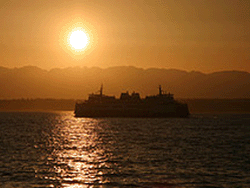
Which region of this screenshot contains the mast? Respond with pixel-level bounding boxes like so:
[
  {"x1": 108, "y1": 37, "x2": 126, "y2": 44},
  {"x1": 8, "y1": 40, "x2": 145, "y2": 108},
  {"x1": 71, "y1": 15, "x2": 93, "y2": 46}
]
[
  {"x1": 159, "y1": 85, "x2": 162, "y2": 96},
  {"x1": 100, "y1": 84, "x2": 103, "y2": 97}
]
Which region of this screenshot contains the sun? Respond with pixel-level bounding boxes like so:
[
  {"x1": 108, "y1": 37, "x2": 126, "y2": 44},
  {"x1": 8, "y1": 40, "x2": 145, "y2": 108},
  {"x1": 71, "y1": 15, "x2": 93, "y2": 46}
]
[{"x1": 68, "y1": 29, "x2": 89, "y2": 51}]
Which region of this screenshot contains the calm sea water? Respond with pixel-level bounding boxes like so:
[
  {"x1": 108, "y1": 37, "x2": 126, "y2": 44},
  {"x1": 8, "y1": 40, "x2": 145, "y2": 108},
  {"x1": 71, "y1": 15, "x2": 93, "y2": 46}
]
[{"x1": 0, "y1": 112, "x2": 249, "y2": 188}]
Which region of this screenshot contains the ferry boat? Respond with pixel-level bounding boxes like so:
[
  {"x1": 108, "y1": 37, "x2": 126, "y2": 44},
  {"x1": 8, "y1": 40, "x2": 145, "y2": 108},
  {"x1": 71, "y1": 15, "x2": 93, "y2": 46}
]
[{"x1": 75, "y1": 85, "x2": 189, "y2": 117}]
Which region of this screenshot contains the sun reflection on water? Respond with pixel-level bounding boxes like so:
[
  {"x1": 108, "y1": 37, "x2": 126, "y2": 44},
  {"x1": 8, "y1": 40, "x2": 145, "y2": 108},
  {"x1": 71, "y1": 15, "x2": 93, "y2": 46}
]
[
  {"x1": 1, "y1": 112, "x2": 249, "y2": 187},
  {"x1": 46, "y1": 114, "x2": 108, "y2": 187}
]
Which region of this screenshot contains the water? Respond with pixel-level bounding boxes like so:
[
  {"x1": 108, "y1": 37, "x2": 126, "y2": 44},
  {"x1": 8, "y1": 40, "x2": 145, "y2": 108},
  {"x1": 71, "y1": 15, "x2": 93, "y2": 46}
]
[{"x1": 0, "y1": 112, "x2": 250, "y2": 188}]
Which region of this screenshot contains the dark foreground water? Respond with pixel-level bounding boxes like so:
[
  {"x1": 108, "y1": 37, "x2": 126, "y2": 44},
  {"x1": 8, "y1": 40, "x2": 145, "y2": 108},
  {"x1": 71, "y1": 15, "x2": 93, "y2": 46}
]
[{"x1": 0, "y1": 112, "x2": 249, "y2": 188}]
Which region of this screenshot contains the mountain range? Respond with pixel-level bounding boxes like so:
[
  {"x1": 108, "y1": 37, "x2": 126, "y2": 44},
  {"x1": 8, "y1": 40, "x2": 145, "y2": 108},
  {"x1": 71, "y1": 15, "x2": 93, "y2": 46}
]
[{"x1": 0, "y1": 66, "x2": 249, "y2": 99}]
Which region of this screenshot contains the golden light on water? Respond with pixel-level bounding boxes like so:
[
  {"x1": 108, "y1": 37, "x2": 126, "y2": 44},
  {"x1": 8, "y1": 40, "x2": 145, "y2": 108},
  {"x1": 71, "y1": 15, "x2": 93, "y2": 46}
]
[{"x1": 47, "y1": 115, "x2": 108, "y2": 187}]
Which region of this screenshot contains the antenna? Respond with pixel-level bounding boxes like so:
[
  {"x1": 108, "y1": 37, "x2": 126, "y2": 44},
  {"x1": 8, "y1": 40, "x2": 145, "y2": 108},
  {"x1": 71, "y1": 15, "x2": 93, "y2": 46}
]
[
  {"x1": 100, "y1": 84, "x2": 103, "y2": 96},
  {"x1": 159, "y1": 85, "x2": 162, "y2": 95}
]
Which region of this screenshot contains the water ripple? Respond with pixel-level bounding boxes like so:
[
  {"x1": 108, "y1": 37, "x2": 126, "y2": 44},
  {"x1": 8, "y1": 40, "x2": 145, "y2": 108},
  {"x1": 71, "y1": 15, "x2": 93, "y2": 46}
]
[{"x1": 0, "y1": 112, "x2": 250, "y2": 187}]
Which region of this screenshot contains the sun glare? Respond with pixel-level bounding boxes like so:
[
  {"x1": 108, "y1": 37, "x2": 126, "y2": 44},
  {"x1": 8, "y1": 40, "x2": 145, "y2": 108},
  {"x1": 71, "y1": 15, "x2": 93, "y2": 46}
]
[{"x1": 68, "y1": 29, "x2": 89, "y2": 51}]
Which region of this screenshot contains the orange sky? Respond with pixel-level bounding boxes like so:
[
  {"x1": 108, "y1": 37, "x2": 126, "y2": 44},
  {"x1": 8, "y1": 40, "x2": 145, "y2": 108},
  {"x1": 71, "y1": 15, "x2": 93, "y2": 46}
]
[{"x1": 0, "y1": 0, "x2": 249, "y2": 73}]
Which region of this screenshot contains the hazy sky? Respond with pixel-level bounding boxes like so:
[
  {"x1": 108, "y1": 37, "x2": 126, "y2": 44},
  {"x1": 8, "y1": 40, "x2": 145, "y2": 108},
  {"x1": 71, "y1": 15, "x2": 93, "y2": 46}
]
[{"x1": 1, "y1": 0, "x2": 249, "y2": 73}]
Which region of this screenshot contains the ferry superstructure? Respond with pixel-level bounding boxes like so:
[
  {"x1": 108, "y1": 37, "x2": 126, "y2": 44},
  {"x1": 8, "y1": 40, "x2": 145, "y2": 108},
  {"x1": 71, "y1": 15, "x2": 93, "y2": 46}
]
[{"x1": 75, "y1": 85, "x2": 189, "y2": 118}]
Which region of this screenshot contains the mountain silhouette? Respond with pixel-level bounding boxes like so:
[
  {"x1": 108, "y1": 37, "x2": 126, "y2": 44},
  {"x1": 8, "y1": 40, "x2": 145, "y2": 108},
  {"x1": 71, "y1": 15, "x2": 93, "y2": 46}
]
[{"x1": 0, "y1": 66, "x2": 249, "y2": 99}]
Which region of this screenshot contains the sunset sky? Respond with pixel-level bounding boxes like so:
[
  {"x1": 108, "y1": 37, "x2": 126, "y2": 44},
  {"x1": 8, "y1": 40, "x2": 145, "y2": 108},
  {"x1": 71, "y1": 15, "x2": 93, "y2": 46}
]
[{"x1": 1, "y1": 0, "x2": 249, "y2": 73}]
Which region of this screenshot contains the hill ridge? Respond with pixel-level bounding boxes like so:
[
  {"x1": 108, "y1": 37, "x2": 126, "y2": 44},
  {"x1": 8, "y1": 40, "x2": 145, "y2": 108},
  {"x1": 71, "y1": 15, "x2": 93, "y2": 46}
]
[{"x1": 0, "y1": 65, "x2": 249, "y2": 99}]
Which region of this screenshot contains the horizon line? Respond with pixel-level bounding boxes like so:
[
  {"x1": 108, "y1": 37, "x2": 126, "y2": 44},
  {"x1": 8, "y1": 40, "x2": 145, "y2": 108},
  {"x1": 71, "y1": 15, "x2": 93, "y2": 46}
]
[{"x1": 0, "y1": 65, "x2": 249, "y2": 74}]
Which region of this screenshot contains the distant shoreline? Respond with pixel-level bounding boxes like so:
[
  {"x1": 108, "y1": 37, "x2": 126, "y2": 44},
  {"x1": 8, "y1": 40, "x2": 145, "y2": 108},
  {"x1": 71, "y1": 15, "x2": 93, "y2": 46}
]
[
  {"x1": 0, "y1": 99, "x2": 75, "y2": 112},
  {"x1": 0, "y1": 98, "x2": 250, "y2": 114},
  {"x1": 181, "y1": 98, "x2": 250, "y2": 114}
]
